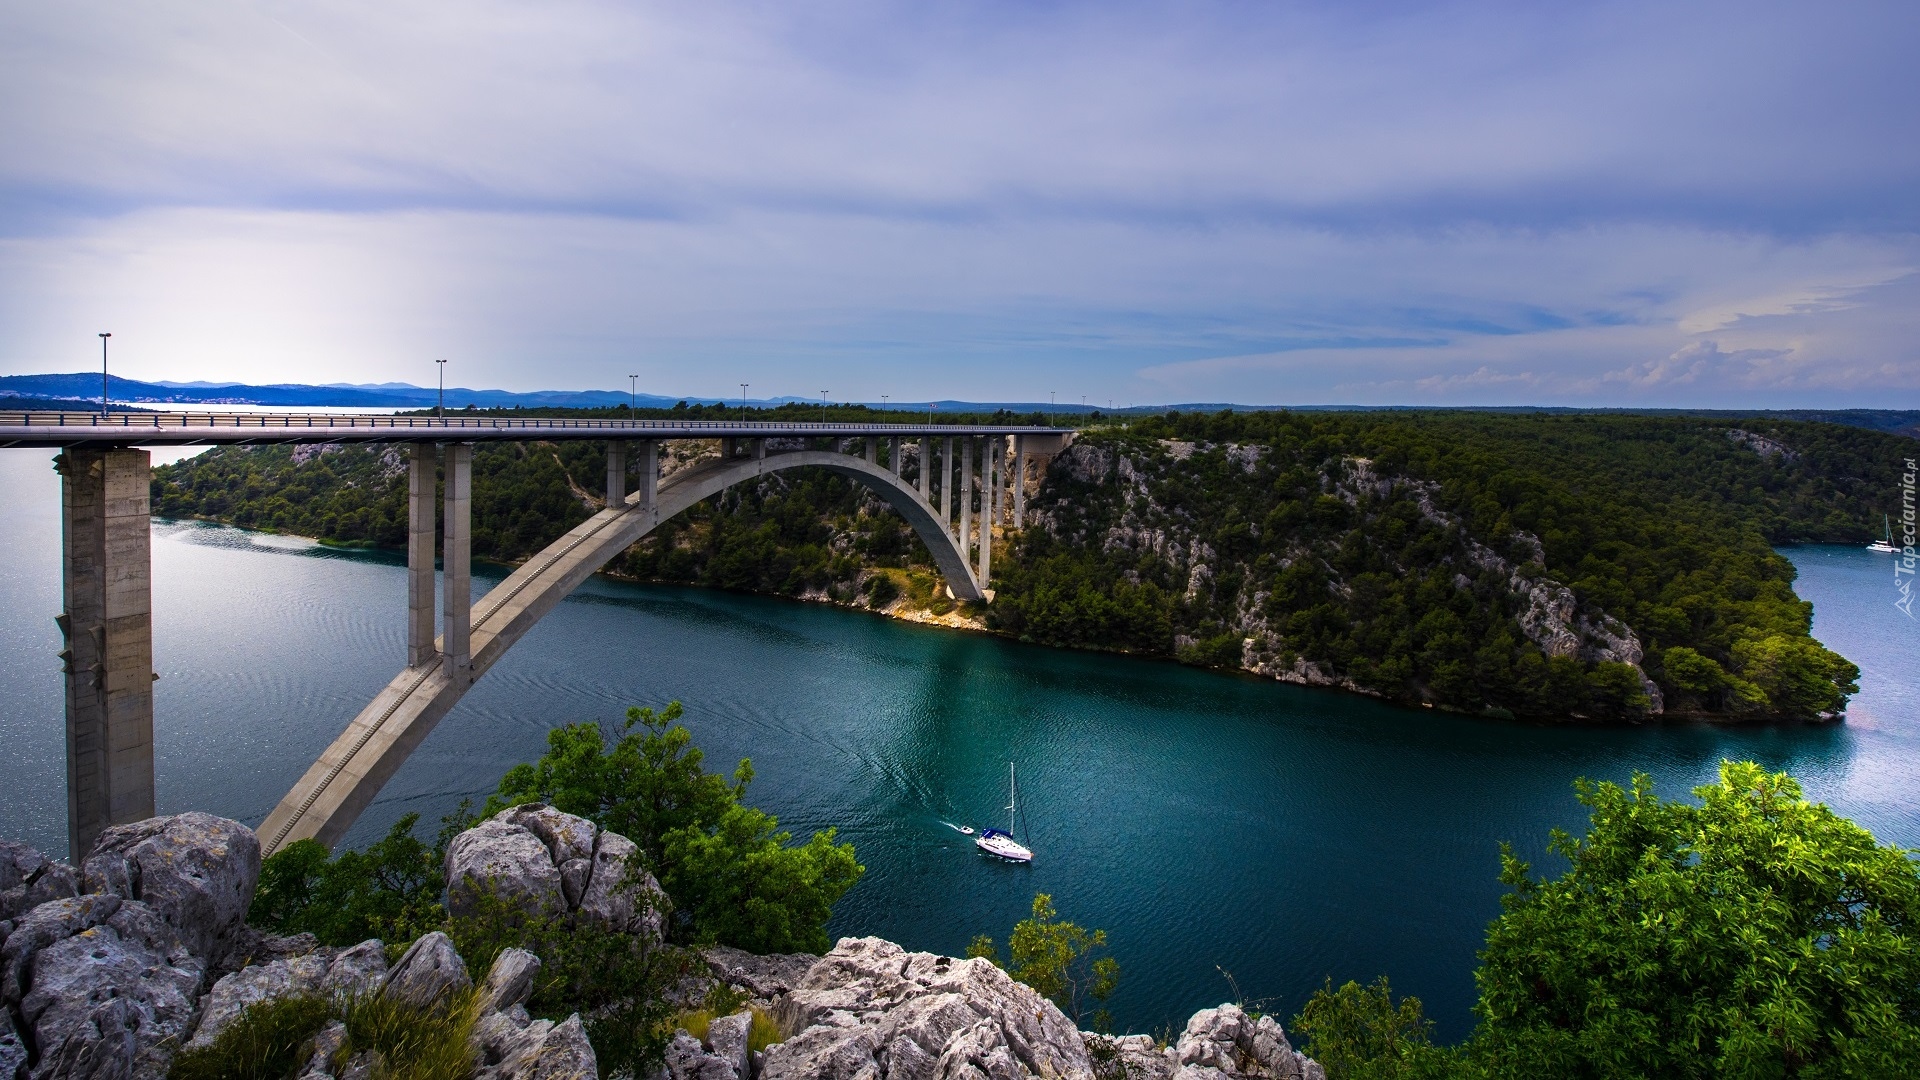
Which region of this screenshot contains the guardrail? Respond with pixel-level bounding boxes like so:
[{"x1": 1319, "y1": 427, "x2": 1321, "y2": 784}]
[{"x1": 0, "y1": 411, "x2": 1058, "y2": 434}]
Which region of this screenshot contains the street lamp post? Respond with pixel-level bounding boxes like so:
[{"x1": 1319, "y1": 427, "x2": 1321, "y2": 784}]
[
  {"x1": 629, "y1": 375, "x2": 638, "y2": 422},
  {"x1": 437, "y1": 359, "x2": 448, "y2": 423},
  {"x1": 740, "y1": 383, "x2": 749, "y2": 422},
  {"x1": 881, "y1": 394, "x2": 888, "y2": 413},
  {"x1": 820, "y1": 390, "x2": 828, "y2": 423},
  {"x1": 98, "y1": 333, "x2": 111, "y2": 417}
]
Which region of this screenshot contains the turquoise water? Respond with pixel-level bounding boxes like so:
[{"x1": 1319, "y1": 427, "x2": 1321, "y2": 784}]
[{"x1": 0, "y1": 449, "x2": 1914, "y2": 1038}]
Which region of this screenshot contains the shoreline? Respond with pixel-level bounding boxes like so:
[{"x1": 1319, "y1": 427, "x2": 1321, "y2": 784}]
[{"x1": 154, "y1": 513, "x2": 1855, "y2": 729}]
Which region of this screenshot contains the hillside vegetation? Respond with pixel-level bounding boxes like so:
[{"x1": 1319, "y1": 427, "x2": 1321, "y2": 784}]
[{"x1": 150, "y1": 409, "x2": 1910, "y2": 721}]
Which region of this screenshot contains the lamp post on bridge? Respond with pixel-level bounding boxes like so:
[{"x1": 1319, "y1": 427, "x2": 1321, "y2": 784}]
[
  {"x1": 437, "y1": 359, "x2": 447, "y2": 423},
  {"x1": 98, "y1": 333, "x2": 111, "y2": 418},
  {"x1": 819, "y1": 390, "x2": 828, "y2": 423},
  {"x1": 740, "y1": 383, "x2": 749, "y2": 422},
  {"x1": 629, "y1": 375, "x2": 638, "y2": 422}
]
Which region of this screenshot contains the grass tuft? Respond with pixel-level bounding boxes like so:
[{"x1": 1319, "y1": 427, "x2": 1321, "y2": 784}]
[
  {"x1": 337, "y1": 987, "x2": 482, "y2": 1080},
  {"x1": 168, "y1": 995, "x2": 333, "y2": 1080}
]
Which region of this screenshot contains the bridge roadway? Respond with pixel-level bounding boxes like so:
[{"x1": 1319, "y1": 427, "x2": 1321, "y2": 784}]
[{"x1": 17, "y1": 409, "x2": 1066, "y2": 856}]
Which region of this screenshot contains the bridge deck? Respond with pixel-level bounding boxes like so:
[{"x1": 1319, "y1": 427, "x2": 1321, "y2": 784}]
[{"x1": 0, "y1": 410, "x2": 1059, "y2": 448}]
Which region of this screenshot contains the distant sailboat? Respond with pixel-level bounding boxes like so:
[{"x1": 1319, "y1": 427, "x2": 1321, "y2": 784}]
[
  {"x1": 1869, "y1": 515, "x2": 1900, "y2": 554},
  {"x1": 975, "y1": 762, "x2": 1033, "y2": 863}
]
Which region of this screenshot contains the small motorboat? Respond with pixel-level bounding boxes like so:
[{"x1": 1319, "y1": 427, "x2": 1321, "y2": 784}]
[
  {"x1": 959, "y1": 825, "x2": 976, "y2": 835},
  {"x1": 974, "y1": 762, "x2": 1034, "y2": 863}
]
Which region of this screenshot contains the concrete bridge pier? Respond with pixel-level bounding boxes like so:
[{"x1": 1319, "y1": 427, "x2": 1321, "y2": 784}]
[
  {"x1": 918, "y1": 437, "x2": 930, "y2": 500},
  {"x1": 940, "y1": 437, "x2": 953, "y2": 523},
  {"x1": 958, "y1": 437, "x2": 973, "y2": 562},
  {"x1": 407, "y1": 445, "x2": 437, "y2": 669},
  {"x1": 442, "y1": 443, "x2": 473, "y2": 683},
  {"x1": 979, "y1": 436, "x2": 996, "y2": 588},
  {"x1": 1012, "y1": 435, "x2": 1026, "y2": 528},
  {"x1": 606, "y1": 442, "x2": 626, "y2": 509},
  {"x1": 55, "y1": 447, "x2": 156, "y2": 858},
  {"x1": 641, "y1": 441, "x2": 659, "y2": 517}
]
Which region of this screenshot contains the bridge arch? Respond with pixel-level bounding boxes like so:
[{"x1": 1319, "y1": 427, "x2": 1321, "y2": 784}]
[{"x1": 259, "y1": 446, "x2": 987, "y2": 853}]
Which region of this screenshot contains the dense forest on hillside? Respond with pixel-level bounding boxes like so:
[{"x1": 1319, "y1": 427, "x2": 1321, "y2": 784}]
[{"x1": 150, "y1": 410, "x2": 1912, "y2": 722}]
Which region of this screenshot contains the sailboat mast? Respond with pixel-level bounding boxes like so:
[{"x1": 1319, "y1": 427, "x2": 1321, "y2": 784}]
[{"x1": 1009, "y1": 762, "x2": 1017, "y2": 835}]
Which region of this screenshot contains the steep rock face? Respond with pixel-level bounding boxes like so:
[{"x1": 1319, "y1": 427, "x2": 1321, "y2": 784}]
[
  {"x1": 81, "y1": 812, "x2": 262, "y2": 968},
  {"x1": 446, "y1": 805, "x2": 664, "y2": 940},
  {"x1": 759, "y1": 936, "x2": 1095, "y2": 1080},
  {"x1": 1023, "y1": 439, "x2": 1661, "y2": 716}
]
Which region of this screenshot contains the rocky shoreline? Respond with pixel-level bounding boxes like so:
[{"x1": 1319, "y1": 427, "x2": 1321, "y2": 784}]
[{"x1": 1, "y1": 810, "x2": 1323, "y2": 1080}]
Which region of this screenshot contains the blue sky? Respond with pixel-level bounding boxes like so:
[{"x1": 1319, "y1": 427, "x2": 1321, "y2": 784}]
[{"x1": 1, "y1": 0, "x2": 1915, "y2": 406}]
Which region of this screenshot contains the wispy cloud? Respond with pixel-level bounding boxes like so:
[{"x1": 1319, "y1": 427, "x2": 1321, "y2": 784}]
[{"x1": 0, "y1": 0, "x2": 1914, "y2": 404}]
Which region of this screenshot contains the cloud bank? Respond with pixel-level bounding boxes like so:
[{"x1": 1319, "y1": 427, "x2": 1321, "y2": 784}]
[{"x1": 0, "y1": 0, "x2": 1914, "y2": 405}]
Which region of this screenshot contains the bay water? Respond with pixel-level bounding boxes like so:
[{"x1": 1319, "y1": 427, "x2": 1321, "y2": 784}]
[{"x1": 1, "y1": 448, "x2": 1914, "y2": 1038}]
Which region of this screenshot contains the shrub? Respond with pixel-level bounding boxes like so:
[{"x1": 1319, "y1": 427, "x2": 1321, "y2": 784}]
[
  {"x1": 1290, "y1": 977, "x2": 1455, "y2": 1080},
  {"x1": 336, "y1": 988, "x2": 481, "y2": 1080}
]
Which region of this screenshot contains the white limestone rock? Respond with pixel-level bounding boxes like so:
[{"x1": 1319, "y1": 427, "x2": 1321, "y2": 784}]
[
  {"x1": 446, "y1": 820, "x2": 567, "y2": 920},
  {"x1": 1086, "y1": 1034, "x2": 1173, "y2": 1080},
  {"x1": 0, "y1": 842, "x2": 79, "y2": 925},
  {"x1": 471, "y1": 1010, "x2": 598, "y2": 1080},
  {"x1": 79, "y1": 812, "x2": 261, "y2": 968},
  {"x1": 380, "y1": 931, "x2": 472, "y2": 1011},
  {"x1": 444, "y1": 808, "x2": 663, "y2": 940},
  {"x1": 17, "y1": 900, "x2": 204, "y2": 1080},
  {"x1": 705, "y1": 1011, "x2": 752, "y2": 1079},
  {"x1": 1169, "y1": 1005, "x2": 1322, "y2": 1080},
  {"x1": 663, "y1": 1032, "x2": 738, "y2": 1080},
  {"x1": 479, "y1": 948, "x2": 541, "y2": 1014},
  {"x1": 320, "y1": 940, "x2": 390, "y2": 997},
  {"x1": 185, "y1": 950, "x2": 332, "y2": 1050},
  {"x1": 760, "y1": 936, "x2": 1094, "y2": 1080},
  {"x1": 704, "y1": 946, "x2": 815, "y2": 1005}
]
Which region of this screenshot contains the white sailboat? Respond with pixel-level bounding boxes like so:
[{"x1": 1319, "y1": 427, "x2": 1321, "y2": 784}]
[
  {"x1": 1868, "y1": 515, "x2": 1900, "y2": 554},
  {"x1": 975, "y1": 762, "x2": 1034, "y2": 863}
]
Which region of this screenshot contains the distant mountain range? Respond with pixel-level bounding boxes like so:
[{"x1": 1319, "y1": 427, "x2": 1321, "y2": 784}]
[{"x1": 0, "y1": 373, "x2": 1912, "y2": 436}]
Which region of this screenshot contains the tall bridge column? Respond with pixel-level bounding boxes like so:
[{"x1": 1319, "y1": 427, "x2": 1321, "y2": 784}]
[
  {"x1": 917, "y1": 437, "x2": 930, "y2": 501},
  {"x1": 979, "y1": 437, "x2": 997, "y2": 587},
  {"x1": 442, "y1": 443, "x2": 472, "y2": 683},
  {"x1": 940, "y1": 437, "x2": 953, "y2": 523},
  {"x1": 56, "y1": 447, "x2": 155, "y2": 858},
  {"x1": 1012, "y1": 435, "x2": 1026, "y2": 528},
  {"x1": 641, "y1": 441, "x2": 658, "y2": 517},
  {"x1": 865, "y1": 437, "x2": 877, "y2": 465},
  {"x1": 606, "y1": 442, "x2": 626, "y2": 509},
  {"x1": 406, "y1": 444, "x2": 437, "y2": 669},
  {"x1": 959, "y1": 437, "x2": 974, "y2": 563},
  {"x1": 889, "y1": 437, "x2": 901, "y2": 477}
]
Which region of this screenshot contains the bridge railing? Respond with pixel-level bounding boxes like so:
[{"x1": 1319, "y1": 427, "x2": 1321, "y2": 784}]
[{"x1": 0, "y1": 411, "x2": 1055, "y2": 433}]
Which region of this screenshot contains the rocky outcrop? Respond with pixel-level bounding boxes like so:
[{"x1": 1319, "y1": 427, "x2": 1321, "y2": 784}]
[
  {"x1": 704, "y1": 946, "x2": 816, "y2": 1008},
  {"x1": 468, "y1": 948, "x2": 598, "y2": 1080},
  {"x1": 756, "y1": 936, "x2": 1095, "y2": 1080},
  {"x1": 0, "y1": 815, "x2": 263, "y2": 1080},
  {"x1": 1167, "y1": 1004, "x2": 1323, "y2": 1080},
  {"x1": 381, "y1": 931, "x2": 473, "y2": 1012},
  {"x1": 80, "y1": 811, "x2": 262, "y2": 969},
  {"x1": 0, "y1": 844, "x2": 79, "y2": 926},
  {"x1": 7, "y1": 894, "x2": 204, "y2": 1079},
  {"x1": 184, "y1": 941, "x2": 388, "y2": 1051},
  {"x1": 446, "y1": 805, "x2": 664, "y2": 940}
]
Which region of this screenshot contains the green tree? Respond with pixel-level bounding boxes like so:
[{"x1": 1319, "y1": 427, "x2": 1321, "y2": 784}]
[
  {"x1": 488, "y1": 701, "x2": 863, "y2": 953},
  {"x1": 662, "y1": 803, "x2": 864, "y2": 954},
  {"x1": 248, "y1": 813, "x2": 447, "y2": 947},
  {"x1": 1291, "y1": 977, "x2": 1456, "y2": 1080},
  {"x1": 488, "y1": 702, "x2": 743, "y2": 869},
  {"x1": 1470, "y1": 761, "x2": 1920, "y2": 1078},
  {"x1": 970, "y1": 894, "x2": 1121, "y2": 1030}
]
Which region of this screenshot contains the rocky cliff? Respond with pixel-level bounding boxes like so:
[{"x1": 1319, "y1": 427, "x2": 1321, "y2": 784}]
[{"x1": 0, "y1": 812, "x2": 1322, "y2": 1080}]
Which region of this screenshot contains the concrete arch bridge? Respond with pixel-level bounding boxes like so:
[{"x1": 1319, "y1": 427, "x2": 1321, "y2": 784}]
[{"x1": 0, "y1": 411, "x2": 1065, "y2": 856}]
